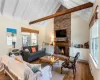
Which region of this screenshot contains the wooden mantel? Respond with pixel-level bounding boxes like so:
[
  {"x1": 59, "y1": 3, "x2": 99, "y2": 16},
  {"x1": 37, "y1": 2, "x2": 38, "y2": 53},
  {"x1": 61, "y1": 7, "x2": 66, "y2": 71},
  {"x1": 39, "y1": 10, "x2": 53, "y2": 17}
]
[{"x1": 54, "y1": 42, "x2": 69, "y2": 46}]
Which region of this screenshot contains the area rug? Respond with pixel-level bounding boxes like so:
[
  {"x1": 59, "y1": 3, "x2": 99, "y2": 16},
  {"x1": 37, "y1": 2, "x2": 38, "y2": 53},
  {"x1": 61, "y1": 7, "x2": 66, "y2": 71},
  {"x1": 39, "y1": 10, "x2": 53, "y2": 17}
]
[
  {"x1": 52, "y1": 71, "x2": 65, "y2": 80},
  {"x1": 51, "y1": 61, "x2": 67, "y2": 80},
  {"x1": 51, "y1": 60, "x2": 73, "y2": 80}
]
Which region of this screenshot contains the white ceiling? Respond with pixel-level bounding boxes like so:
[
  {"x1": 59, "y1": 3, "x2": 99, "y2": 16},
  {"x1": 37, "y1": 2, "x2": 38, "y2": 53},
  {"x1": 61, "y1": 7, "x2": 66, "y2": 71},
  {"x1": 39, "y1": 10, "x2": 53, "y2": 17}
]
[
  {"x1": 0, "y1": 0, "x2": 61, "y2": 25},
  {"x1": 60, "y1": 0, "x2": 95, "y2": 22},
  {"x1": 0, "y1": 0, "x2": 95, "y2": 25}
]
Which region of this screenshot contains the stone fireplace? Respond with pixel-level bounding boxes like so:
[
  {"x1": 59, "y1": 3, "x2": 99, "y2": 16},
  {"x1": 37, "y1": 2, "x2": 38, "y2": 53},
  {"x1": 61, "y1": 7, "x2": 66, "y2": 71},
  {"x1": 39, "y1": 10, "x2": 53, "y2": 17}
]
[{"x1": 54, "y1": 5, "x2": 71, "y2": 56}]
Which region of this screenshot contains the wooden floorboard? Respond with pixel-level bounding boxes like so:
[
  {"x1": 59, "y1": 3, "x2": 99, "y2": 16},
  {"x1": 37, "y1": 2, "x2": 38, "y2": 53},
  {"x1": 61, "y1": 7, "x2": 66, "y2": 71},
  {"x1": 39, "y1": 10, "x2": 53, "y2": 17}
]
[
  {"x1": 0, "y1": 70, "x2": 11, "y2": 80},
  {"x1": 63, "y1": 62, "x2": 94, "y2": 80},
  {"x1": 0, "y1": 62, "x2": 93, "y2": 80}
]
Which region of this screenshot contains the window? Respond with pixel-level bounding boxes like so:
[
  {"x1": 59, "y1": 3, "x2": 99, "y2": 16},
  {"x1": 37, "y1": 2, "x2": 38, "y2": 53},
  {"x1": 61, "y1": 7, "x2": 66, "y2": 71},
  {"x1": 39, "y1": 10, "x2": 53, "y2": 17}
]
[
  {"x1": 31, "y1": 33, "x2": 38, "y2": 46},
  {"x1": 22, "y1": 32, "x2": 38, "y2": 47},
  {"x1": 22, "y1": 32, "x2": 31, "y2": 46},
  {"x1": 90, "y1": 20, "x2": 99, "y2": 64}
]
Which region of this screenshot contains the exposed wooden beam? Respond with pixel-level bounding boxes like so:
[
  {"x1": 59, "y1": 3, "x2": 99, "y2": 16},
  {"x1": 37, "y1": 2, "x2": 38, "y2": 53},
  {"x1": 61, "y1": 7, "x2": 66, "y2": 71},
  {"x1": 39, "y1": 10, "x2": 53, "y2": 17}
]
[{"x1": 29, "y1": 2, "x2": 93, "y2": 25}]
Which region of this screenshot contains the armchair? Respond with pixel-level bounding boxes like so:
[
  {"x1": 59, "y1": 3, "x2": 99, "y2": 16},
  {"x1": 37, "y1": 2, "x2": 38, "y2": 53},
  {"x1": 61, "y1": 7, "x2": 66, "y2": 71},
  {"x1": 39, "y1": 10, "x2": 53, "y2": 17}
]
[{"x1": 61, "y1": 52, "x2": 80, "y2": 77}]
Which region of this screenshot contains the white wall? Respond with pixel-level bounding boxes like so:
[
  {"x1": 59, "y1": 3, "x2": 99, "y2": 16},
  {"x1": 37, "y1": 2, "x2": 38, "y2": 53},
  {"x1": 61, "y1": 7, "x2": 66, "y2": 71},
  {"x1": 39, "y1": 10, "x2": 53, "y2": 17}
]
[
  {"x1": 71, "y1": 13, "x2": 89, "y2": 44},
  {"x1": 45, "y1": 19, "x2": 54, "y2": 44},
  {"x1": 88, "y1": 0, "x2": 100, "y2": 80},
  {"x1": 70, "y1": 13, "x2": 90, "y2": 61},
  {"x1": 0, "y1": 16, "x2": 48, "y2": 56},
  {"x1": 0, "y1": 16, "x2": 22, "y2": 56}
]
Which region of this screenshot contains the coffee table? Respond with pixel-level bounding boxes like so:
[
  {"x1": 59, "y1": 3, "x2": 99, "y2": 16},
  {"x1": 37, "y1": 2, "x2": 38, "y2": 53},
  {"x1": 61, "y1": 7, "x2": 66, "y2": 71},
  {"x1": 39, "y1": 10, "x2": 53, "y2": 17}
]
[{"x1": 39, "y1": 56, "x2": 59, "y2": 70}]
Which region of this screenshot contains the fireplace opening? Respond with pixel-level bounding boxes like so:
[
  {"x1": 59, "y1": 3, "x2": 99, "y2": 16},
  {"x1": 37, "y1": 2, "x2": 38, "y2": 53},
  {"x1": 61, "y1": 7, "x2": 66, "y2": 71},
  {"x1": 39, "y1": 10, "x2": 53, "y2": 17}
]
[{"x1": 57, "y1": 46, "x2": 65, "y2": 55}]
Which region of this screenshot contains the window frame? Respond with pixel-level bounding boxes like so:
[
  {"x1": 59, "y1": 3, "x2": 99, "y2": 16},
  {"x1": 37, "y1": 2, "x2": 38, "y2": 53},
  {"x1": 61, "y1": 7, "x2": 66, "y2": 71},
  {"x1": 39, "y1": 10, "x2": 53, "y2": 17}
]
[
  {"x1": 90, "y1": 20, "x2": 99, "y2": 67},
  {"x1": 22, "y1": 32, "x2": 38, "y2": 47}
]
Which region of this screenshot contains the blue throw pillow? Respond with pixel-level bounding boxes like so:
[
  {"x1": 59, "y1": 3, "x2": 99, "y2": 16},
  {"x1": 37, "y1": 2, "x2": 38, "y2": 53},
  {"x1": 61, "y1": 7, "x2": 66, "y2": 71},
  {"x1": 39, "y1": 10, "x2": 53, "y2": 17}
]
[{"x1": 32, "y1": 66, "x2": 40, "y2": 73}]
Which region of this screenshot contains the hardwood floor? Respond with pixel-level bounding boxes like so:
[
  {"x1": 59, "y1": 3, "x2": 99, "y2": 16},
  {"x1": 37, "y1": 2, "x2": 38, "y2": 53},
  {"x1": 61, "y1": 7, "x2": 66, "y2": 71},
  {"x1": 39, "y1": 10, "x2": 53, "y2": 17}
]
[
  {"x1": 0, "y1": 62, "x2": 93, "y2": 80},
  {"x1": 63, "y1": 62, "x2": 94, "y2": 80},
  {"x1": 0, "y1": 71, "x2": 11, "y2": 80}
]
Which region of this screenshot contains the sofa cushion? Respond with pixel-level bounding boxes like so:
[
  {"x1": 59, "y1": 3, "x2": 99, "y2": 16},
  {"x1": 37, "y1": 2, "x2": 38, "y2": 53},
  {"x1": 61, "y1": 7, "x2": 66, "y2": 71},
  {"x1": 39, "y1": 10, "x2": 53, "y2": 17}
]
[
  {"x1": 28, "y1": 50, "x2": 45, "y2": 62},
  {"x1": 31, "y1": 47, "x2": 36, "y2": 53},
  {"x1": 23, "y1": 46, "x2": 31, "y2": 53},
  {"x1": 25, "y1": 49, "x2": 30, "y2": 53},
  {"x1": 23, "y1": 46, "x2": 38, "y2": 53}
]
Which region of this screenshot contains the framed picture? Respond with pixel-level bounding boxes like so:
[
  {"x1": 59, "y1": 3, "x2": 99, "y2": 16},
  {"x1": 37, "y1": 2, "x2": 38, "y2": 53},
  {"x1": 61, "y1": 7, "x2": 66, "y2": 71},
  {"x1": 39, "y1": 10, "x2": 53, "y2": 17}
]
[{"x1": 7, "y1": 28, "x2": 17, "y2": 48}]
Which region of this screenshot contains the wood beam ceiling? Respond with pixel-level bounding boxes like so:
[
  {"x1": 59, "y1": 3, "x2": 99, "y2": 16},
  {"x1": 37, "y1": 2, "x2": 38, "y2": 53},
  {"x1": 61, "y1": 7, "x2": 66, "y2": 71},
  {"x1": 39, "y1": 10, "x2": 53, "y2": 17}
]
[{"x1": 29, "y1": 2, "x2": 93, "y2": 25}]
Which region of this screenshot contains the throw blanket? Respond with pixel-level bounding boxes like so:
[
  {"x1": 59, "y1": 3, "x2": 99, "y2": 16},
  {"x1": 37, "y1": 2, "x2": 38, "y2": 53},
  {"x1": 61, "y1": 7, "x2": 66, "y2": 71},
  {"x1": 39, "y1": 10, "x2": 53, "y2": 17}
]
[
  {"x1": 1, "y1": 55, "x2": 52, "y2": 80},
  {"x1": 40, "y1": 65, "x2": 52, "y2": 80},
  {"x1": 24, "y1": 62, "x2": 52, "y2": 80}
]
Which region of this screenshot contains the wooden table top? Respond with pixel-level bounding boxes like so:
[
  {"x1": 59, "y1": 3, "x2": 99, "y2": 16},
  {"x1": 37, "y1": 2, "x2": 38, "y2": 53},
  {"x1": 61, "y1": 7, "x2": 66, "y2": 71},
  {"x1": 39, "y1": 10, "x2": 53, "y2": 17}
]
[
  {"x1": 40, "y1": 56, "x2": 59, "y2": 64},
  {"x1": 53, "y1": 54, "x2": 68, "y2": 61}
]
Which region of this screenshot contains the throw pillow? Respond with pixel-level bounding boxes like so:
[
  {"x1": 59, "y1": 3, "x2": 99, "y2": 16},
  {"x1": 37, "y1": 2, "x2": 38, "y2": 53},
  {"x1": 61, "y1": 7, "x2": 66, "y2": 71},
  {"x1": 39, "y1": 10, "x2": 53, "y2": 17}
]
[
  {"x1": 15, "y1": 55, "x2": 23, "y2": 60},
  {"x1": 15, "y1": 57, "x2": 23, "y2": 63},
  {"x1": 31, "y1": 47, "x2": 36, "y2": 53},
  {"x1": 26, "y1": 63, "x2": 41, "y2": 73},
  {"x1": 10, "y1": 54, "x2": 16, "y2": 58},
  {"x1": 25, "y1": 49, "x2": 30, "y2": 53},
  {"x1": 32, "y1": 66, "x2": 40, "y2": 73}
]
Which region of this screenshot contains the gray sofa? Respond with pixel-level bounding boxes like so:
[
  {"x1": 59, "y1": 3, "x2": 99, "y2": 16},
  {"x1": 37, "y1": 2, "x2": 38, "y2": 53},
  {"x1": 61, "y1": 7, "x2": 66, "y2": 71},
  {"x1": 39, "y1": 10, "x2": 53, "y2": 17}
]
[{"x1": 21, "y1": 46, "x2": 46, "y2": 62}]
